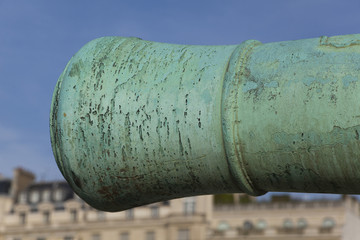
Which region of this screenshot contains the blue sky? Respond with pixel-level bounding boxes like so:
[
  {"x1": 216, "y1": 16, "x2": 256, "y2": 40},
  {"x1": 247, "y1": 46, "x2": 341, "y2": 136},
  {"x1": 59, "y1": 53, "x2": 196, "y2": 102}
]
[{"x1": 0, "y1": 0, "x2": 359, "y2": 199}]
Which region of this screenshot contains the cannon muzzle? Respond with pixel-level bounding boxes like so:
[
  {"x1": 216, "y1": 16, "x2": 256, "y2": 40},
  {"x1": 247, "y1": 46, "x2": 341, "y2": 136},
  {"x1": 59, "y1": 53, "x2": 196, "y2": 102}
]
[{"x1": 51, "y1": 34, "x2": 360, "y2": 211}]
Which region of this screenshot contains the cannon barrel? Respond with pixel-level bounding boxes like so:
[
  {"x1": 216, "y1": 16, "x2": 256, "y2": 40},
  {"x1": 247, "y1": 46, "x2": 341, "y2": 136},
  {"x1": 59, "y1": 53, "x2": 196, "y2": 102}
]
[{"x1": 51, "y1": 34, "x2": 360, "y2": 211}]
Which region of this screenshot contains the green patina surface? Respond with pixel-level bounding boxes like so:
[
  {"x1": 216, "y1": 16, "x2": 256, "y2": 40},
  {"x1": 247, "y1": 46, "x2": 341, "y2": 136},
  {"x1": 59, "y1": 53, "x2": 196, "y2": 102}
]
[{"x1": 51, "y1": 33, "x2": 360, "y2": 212}]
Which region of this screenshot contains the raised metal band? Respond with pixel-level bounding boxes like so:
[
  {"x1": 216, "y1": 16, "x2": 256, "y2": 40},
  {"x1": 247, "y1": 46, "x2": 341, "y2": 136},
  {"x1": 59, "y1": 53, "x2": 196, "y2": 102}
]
[{"x1": 222, "y1": 40, "x2": 266, "y2": 196}]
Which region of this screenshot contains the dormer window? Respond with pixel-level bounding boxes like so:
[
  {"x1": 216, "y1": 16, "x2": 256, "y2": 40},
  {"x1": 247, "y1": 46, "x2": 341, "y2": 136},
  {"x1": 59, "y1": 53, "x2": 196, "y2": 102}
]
[
  {"x1": 19, "y1": 192, "x2": 27, "y2": 204},
  {"x1": 54, "y1": 189, "x2": 63, "y2": 202},
  {"x1": 30, "y1": 191, "x2": 40, "y2": 203},
  {"x1": 42, "y1": 190, "x2": 51, "y2": 202}
]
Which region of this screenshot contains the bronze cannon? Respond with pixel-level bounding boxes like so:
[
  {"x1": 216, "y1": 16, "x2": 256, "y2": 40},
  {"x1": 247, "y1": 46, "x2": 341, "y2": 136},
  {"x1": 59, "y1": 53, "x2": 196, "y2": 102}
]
[{"x1": 51, "y1": 33, "x2": 360, "y2": 211}]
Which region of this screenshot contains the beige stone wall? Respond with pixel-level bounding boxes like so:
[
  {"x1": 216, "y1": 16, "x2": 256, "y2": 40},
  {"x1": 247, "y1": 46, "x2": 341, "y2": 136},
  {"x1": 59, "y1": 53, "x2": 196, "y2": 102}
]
[
  {"x1": 0, "y1": 191, "x2": 359, "y2": 240},
  {"x1": 0, "y1": 194, "x2": 210, "y2": 240},
  {"x1": 342, "y1": 197, "x2": 360, "y2": 240},
  {"x1": 209, "y1": 195, "x2": 360, "y2": 240}
]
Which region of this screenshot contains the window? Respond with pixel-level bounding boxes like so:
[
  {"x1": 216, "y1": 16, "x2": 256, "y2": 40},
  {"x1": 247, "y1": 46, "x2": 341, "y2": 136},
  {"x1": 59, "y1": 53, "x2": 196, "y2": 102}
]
[
  {"x1": 42, "y1": 190, "x2": 51, "y2": 202},
  {"x1": 126, "y1": 209, "x2": 134, "y2": 219},
  {"x1": 19, "y1": 192, "x2": 27, "y2": 204},
  {"x1": 92, "y1": 234, "x2": 101, "y2": 240},
  {"x1": 146, "y1": 231, "x2": 155, "y2": 240},
  {"x1": 97, "y1": 211, "x2": 106, "y2": 221},
  {"x1": 119, "y1": 232, "x2": 129, "y2": 240},
  {"x1": 30, "y1": 191, "x2": 40, "y2": 203},
  {"x1": 54, "y1": 189, "x2": 63, "y2": 202},
  {"x1": 43, "y1": 211, "x2": 50, "y2": 224},
  {"x1": 322, "y1": 217, "x2": 335, "y2": 229},
  {"x1": 320, "y1": 217, "x2": 335, "y2": 234},
  {"x1": 243, "y1": 220, "x2": 253, "y2": 232},
  {"x1": 297, "y1": 218, "x2": 307, "y2": 229},
  {"x1": 150, "y1": 206, "x2": 159, "y2": 218},
  {"x1": 70, "y1": 209, "x2": 77, "y2": 222},
  {"x1": 183, "y1": 197, "x2": 196, "y2": 215},
  {"x1": 217, "y1": 221, "x2": 230, "y2": 231},
  {"x1": 19, "y1": 212, "x2": 26, "y2": 225},
  {"x1": 256, "y1": 219, "x2": 267, "y2": 230},
  {"x1": 283, "y1": 219, "x2": 294, "y2": 229},
  {"x1": 177, "y1": 229, "x2": 190, "y2": 240}
]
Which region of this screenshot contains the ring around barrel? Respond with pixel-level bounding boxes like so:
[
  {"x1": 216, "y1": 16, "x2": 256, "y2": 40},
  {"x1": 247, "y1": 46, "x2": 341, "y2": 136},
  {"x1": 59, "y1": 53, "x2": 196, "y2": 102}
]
[{"x1": 51, "y1": 34, "x2": 360, "y2": 212}]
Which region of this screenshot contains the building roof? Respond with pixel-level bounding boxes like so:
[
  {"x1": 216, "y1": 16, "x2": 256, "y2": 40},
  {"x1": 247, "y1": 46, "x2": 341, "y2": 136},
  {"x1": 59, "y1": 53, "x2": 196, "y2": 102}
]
[
  {"x1": 0, "y1": 179, "x2": 11, "y2": 195},
  {"x1": 16, "y1": 180, "x2": 75, "y2": 205}
]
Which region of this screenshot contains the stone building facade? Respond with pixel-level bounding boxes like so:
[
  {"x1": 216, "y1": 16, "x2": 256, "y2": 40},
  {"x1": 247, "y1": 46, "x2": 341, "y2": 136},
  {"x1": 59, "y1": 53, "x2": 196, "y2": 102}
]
[{"x1": 0, "y1": 168, "x2": 360, "y2": 240}]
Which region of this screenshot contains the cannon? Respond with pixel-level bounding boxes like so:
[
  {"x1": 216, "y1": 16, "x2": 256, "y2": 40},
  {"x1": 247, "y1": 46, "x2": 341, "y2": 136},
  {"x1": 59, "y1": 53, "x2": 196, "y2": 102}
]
[{"x1": 50, "y1": 33, "x2": 360, "y2": 212}]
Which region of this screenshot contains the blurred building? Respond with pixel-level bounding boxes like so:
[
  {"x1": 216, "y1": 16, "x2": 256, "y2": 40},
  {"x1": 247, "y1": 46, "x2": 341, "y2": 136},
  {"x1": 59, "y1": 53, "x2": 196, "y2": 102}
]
[{"x1": 0, "y1": 168, "x2": 360, "y2": 240}]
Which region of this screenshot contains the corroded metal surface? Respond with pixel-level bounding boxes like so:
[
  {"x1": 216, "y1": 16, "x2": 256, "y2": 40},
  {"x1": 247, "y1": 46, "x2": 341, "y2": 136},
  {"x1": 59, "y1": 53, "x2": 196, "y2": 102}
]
[{"x1": 51, "y1": 34, "x2": 360, "y2": 212}]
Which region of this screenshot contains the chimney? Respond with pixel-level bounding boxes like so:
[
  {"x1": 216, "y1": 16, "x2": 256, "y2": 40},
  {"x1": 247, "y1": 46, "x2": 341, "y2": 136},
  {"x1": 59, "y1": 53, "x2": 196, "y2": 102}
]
[{"x1": 10, "y1": 168, "x2": 35, "y2": 199}]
